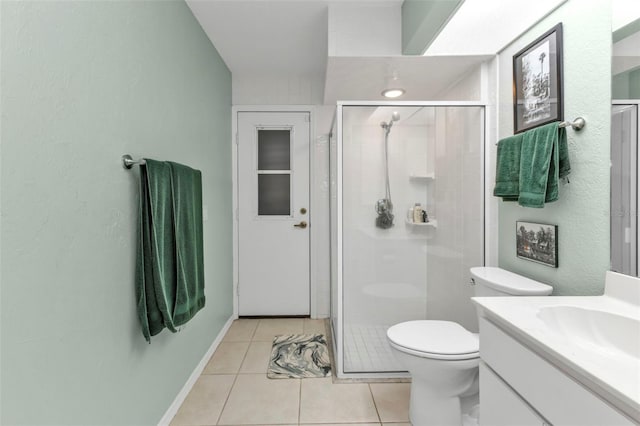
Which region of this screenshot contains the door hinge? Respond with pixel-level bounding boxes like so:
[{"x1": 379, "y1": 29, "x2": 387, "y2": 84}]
[
  {"x1": 236, "y1": 282, "x2": 240, "y2": 296},
  {"x1": 235, "y1": 132, "x2": 239, "y2": 145}
]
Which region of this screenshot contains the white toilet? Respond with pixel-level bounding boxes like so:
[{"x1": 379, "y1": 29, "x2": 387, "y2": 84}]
[{"x1": 387, "y1": 267, "x2": 553, "y2": 426}]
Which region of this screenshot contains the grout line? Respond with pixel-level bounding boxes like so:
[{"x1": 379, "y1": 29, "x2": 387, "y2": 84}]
[
  {"x1": 368, "y1": 383, "x2": 383, "y2": 425},
  {"x1": 297, "y1": 378, "x2": 302, "y2": 425},
  {"x1": 249, "y1": 318, "x2": 259, "y2": 341},
  {"x1": 215, "y1": 323, "x2": 249, "y2": 424},
  {"x1": 235, "y1": 339, "x2": 252, "y2": 375},
  {"x1": 214, "y1": 373, "x2": 240, "y2": 426}
]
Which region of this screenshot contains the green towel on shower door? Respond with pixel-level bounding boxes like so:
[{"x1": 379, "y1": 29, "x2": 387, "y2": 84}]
[
  {"x1": 518, "y1": 123, "x2": 570, "y2": 208},
  {"x1": 136, "y1": 159, "x2": 205, "y2": 343}
]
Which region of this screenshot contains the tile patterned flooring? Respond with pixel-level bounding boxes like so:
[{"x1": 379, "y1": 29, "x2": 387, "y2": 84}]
[
  {"x1": 170, "y1": 318, "x2": 411, "y2": 426},
  {"x1": 343, "y1": 324, "x2": 402, "y2": 373}
]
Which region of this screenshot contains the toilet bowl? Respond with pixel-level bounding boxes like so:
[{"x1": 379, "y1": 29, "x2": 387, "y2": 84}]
[
  {"x1": 387, "y1": 267, "x2": 552, "y2": 426},
  {"x1": 388, "y1": 320, "x2": 479, "y2": 425}
]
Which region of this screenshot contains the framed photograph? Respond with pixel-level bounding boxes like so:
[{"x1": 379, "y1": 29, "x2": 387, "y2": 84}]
[
  {"x1": 516, "y1": 221, "x2": 558, "y2": 268},
  {"x1": 513, "y1": 23, "x2": 563, "y2": 134}
]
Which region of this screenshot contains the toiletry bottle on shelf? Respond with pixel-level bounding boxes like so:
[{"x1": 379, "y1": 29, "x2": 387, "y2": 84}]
[
  {"x1": 422, "y1": 210, "x2": 429, "y2": 223},
  {"x1": 407, "y1": 206, "x2": 414, "y2": 222},
  {"x1": 413, "y1": 203, "x2": 423, "y2": 223}
]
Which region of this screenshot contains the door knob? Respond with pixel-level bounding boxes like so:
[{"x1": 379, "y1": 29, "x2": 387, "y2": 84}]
[{"x1": 294, "y1": 221, "x2": 308, "y2": 229}]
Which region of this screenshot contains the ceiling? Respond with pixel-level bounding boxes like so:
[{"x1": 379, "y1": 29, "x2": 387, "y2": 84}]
[
  {"x1": 323, "y1": 55, "x2": 491, "y2": 104},
  {"x1": 612, "y1": 0, "x2": 640, "y2": 77},
  {"x1": 424, "y1": 0, "x2": 566, "y2": 55},
  {"x1": 186, "y1": 0, "x2": 400, "y2": 76},
  {"x1": 612, "y1": 0, "x2": 640, "y2": 31},
  {"x1": 186, "y1": 0, "x2": 580, "y2": 102}
]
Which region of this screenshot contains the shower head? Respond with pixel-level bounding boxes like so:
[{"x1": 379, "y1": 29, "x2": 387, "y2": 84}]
[{"x1": 380, "y1": 112, "x2": 401, "y2": 133}]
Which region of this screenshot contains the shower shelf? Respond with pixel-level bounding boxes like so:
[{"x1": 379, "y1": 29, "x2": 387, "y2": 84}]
[
  {"x1": 409, "y1": 173, "x2": 435, "y2": 180},
  {"x1": 405, "y1": 219, "x2": 437, "y2": 228}
]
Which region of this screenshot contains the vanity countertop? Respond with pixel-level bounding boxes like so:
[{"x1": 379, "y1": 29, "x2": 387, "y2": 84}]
[{"x1": 472, "y1": 272, "x2": 640, "y2": 423}]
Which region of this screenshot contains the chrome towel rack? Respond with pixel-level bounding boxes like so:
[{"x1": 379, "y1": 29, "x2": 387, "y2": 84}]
[
  {"x1": 122, "y1": 154, "x2": 146, "y2": 170},
  {"x1": 495, "y1": 117, "x2": 586, "y2": 145}
]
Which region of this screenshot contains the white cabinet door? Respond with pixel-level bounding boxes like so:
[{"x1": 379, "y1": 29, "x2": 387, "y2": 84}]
[{"x1": 479, "y1": 362, "x2": 548, "y2": 426}]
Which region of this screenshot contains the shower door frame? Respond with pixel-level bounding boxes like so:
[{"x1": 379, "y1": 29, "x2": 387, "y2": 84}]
[{"x1": 331, "y1": 101, "x2": 488, "y2": 379}]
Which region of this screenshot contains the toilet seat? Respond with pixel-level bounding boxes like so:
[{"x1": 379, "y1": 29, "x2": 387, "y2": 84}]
[{"x1": 387, "y1": 320, "x2": 479, "y2": 361}]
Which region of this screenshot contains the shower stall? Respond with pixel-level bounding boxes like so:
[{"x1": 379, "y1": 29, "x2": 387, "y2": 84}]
[{"x1": 330, "y1": 102, "x2": 486, "y2": 377}]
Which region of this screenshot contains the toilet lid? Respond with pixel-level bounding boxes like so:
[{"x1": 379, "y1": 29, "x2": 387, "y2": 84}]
[{"x1": 387, "y1": 320, "x2": 479, "y2": 357}]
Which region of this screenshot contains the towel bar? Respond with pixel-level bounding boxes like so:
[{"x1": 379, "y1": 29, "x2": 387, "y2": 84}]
[
  {"x1": 122, "y1": 154, "x2": 146, "y2": 169},
  {"x1": 495, "y1": 117, "x2": 586, "y2": 145}
]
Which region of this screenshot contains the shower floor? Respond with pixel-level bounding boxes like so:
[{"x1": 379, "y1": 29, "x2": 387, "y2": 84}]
[{"x1": 343, "y1": 323, "x2": 405, "y2": 373}]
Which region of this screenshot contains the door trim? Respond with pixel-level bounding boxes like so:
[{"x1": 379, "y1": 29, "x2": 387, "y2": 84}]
[{"x1": 232, "y1": 105, "x2": 316, "y2": 319}]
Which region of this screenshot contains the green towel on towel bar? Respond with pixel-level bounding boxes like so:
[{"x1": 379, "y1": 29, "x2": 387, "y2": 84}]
[
  {"x1": 493, "y1": 122, "x2": 570, "y2": 208},
  {"x1": 493, "y1": 133, "x2": 525, "y2": 202},
  {"x1": 136, "y1": 159, "x2": 205, "y2": 343},
  {"x1": 519, "y1": 122, "x2": 570, "y2": 208}
]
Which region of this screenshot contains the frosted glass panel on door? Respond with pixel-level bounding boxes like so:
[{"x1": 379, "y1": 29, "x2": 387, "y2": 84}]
[
  {"x1": 258, "y1": 129, "x2": 291, "y2": 170},
  {"x1": 258, "y1": 174, "x2": 291, "y2": 215}
]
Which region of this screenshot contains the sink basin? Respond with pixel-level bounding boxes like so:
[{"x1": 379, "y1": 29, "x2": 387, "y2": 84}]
[{"x1": 537, "y1": 305, "x2": 640, "y2": 359}]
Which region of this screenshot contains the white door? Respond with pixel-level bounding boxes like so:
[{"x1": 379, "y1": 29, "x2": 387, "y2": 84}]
[{"x1": 237, "y1": 111, "x2": 310, "y2": 316}]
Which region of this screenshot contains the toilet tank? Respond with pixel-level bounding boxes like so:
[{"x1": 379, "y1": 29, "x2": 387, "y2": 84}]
[{"x1": 470, "y1": 267, "x2": 553, "y2": 297}]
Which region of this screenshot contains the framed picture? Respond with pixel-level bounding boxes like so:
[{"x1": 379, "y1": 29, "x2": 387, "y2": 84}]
[
  {"x1": 516, "y1": 221, "x2": 558, "y2": 268},
  {"x1": 513, "y1": 23, "x2": 563, "y2": 134}
]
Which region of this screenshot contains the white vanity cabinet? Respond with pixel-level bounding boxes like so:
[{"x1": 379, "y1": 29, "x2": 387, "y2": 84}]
[
  {"x1": 479, "y1": 362, "x2": 548, "y2": 426},
  {"x1": 478, "y1": 317, "x2": 636, "y2": 426}
]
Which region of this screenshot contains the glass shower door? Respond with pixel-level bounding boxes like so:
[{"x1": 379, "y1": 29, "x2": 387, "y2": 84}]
[
  {"x1": 339, "y1": 104, "x2": 484, "y2": 374},
  {"x1": 611, "y1": 104, "x2": 639, "y2": 276}
]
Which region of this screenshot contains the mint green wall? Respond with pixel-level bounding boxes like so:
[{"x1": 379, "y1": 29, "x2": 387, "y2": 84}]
[
  {"x1": 613, "y1": 68, "x2": 640, "y2": 99},
  {"x1": 632, "y1": 69, "x2": 640, "y2": 98},
  {"x1": 0, "y1": 1, "x2": 233, "y2": 424},
  {"x1": 613, "y1": 72, "x2": 632, "y2": 99},
  {"x1": 496, "y1": 0, "x2": 612, "y2": 295},
  {"x1": 401, "y1": 0, "x2": 462, "y2": 55},
  {"x1": 613, "y1": 17, "x2": 640, "y2": 43}
]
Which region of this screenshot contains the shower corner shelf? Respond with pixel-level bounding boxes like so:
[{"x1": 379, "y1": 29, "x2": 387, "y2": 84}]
[
  {"x1": 405, "y1": 219, "x2": 437, "y2": 228},
  {"x1": 409, "y1": 173, "x2": 435, "y2": 181}
]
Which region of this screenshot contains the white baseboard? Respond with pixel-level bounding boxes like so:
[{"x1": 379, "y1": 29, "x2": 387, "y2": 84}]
[{"x1": 158, "y1": 315, "x2": 235, "y2": 426}]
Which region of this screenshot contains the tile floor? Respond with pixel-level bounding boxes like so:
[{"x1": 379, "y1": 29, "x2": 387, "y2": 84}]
[
  {"x1": 170, "y1": 318, "x2": 411, "y2": 426},
  {"x1": 344, "y1": 324, "x2": 401, "y2": 372}
]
